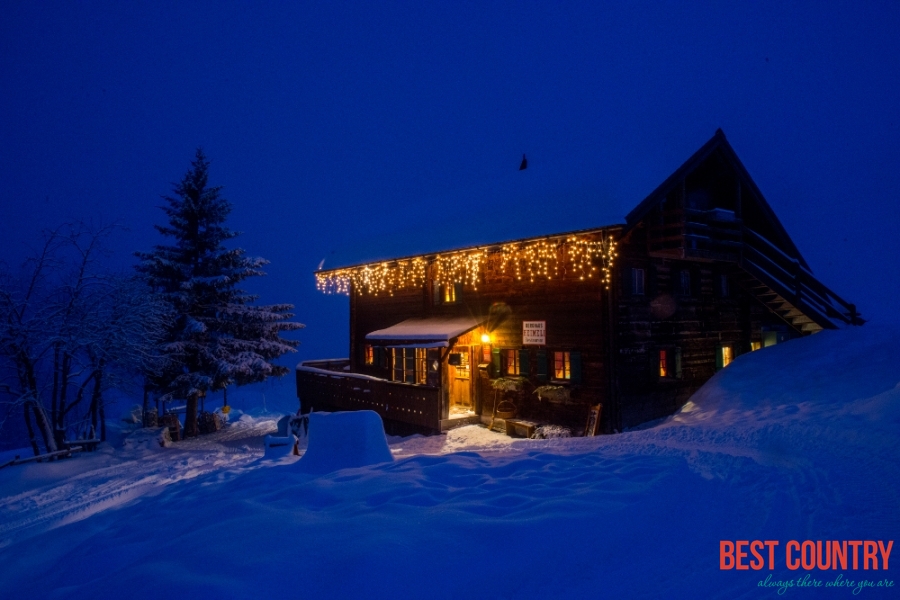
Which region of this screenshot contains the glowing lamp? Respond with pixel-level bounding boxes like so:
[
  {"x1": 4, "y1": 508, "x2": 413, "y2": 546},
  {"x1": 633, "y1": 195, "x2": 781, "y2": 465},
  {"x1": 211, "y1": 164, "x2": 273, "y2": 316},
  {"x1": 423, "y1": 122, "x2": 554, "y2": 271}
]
[{"x1": 480, "y1": 333, "x2": 491, "y2": 344}]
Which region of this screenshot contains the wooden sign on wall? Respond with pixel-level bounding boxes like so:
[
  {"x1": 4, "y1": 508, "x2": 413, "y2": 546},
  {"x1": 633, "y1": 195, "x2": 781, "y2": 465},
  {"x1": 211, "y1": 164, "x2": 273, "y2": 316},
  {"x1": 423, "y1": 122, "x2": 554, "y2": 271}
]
[{"x1": 522, "y1": 321, "x2": 546, "y2": 345}]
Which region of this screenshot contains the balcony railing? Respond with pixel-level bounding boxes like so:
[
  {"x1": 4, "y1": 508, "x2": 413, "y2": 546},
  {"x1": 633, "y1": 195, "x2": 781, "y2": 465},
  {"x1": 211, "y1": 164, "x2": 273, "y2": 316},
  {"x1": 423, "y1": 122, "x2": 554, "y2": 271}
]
[{"x1": 296, "y1": 362, "x2": 441, "y2": 430}]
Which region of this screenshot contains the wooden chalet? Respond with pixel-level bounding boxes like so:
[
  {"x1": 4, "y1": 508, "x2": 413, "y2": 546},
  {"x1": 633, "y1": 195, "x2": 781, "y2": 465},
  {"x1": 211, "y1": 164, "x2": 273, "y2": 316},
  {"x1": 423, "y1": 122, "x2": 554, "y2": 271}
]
[{"x1": 298, "y1": 130, "x2": 861, "y2": 435}]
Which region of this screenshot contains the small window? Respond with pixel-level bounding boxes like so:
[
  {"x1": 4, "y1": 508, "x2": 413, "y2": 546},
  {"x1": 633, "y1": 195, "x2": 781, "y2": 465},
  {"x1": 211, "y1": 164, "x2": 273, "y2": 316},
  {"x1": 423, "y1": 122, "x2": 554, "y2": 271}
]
[
  {"x1": 658, "y1": 347, "x2": 682, "y2": 379},
  {"x1": 750, "y1": 341, "x2": 762, "y2": 352},
  {"x1": 718, "y1": 273, "x2": 729, "y2": 298},
  {"x1": 631, "y1": 268, "x2": 645, "y2": 296},
  {"x1": 554, "y1": 351, "x2": 571, "y2": 380},
  {"x1": 364, "y1": 345, "x2": 374, "y2": 365},
  {"x1": 433, "y1": 282, "x2": 461, "y2": 304},
  {"x1": 443, "y1": 283, "x2": 456, "y2": 303},
  {"x1": 504, "y1": 349, "x2": 519, "y2": 375},
  {"x1": 716, "y1": 345, "x2": 733, "y2": 370},
  {"x1": 678, "y1": 269, "x2": 692, "y2": 296}
]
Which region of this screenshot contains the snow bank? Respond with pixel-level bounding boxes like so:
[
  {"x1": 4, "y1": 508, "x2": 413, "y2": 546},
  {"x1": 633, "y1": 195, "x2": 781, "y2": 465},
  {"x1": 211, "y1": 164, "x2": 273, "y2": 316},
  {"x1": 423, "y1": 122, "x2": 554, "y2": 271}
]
[
  {"x1": 297, "y1": 411, "x2": 393, "y2": 474},
  {"x1": 1, "y1": 326, "x2": 898, "y2": 599}
]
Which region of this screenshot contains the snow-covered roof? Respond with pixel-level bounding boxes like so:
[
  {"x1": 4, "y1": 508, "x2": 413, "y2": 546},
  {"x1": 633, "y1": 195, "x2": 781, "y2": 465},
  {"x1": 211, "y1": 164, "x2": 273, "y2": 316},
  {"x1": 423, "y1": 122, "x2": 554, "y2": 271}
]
[{"x1": 365, "y1": 316, "x2": 484, "y2": 343}]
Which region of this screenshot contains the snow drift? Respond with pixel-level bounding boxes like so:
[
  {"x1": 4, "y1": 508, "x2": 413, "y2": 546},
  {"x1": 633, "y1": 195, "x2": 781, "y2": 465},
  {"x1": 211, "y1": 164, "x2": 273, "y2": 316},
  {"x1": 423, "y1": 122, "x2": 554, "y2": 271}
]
[
  {"x1": 297, "y1": 410, "x2": 394, "y2": 473},
  {"x1": 0, "y1": 326, "x2": 898, "y2": 599}
]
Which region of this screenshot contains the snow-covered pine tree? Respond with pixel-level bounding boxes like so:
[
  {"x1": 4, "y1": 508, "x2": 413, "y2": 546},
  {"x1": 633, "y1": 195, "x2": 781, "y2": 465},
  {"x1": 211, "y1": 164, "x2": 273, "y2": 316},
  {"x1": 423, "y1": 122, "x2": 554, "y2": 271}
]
[{"x1": 136, "y1": 149, "x2": 303, "y2": 437}]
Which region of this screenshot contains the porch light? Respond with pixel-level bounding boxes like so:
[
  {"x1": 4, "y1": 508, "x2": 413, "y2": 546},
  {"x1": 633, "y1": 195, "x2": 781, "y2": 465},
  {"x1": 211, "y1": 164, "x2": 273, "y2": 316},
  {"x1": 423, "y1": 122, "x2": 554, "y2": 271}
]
[{"x1": 481, "y1": 333, "x2": 491, "y2": 344}]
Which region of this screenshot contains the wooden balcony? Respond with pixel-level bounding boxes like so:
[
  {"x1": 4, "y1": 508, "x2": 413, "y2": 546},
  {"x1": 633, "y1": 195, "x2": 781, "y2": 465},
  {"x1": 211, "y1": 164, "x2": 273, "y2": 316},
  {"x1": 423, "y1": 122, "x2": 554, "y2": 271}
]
[
  {"x1": 647, "y1": 207, "x2": 743, "y2": 262},
  {"x1": 296, "y1": 363, "x2": 442, "y2": 430}
]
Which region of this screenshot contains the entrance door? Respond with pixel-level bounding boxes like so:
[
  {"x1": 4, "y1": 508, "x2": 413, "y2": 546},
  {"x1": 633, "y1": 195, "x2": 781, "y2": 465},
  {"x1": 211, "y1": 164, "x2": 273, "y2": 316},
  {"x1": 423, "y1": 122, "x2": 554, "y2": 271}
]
[{"x1": 447, "y1": 345, "x2": 473, "y2": 417}]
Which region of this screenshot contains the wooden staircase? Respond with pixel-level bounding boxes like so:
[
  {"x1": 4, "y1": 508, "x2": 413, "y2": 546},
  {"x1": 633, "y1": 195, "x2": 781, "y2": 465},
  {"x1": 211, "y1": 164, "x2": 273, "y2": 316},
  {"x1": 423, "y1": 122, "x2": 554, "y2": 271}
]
[{"x1": 734, "y1": 228, "x2": 861, "y2": 333}]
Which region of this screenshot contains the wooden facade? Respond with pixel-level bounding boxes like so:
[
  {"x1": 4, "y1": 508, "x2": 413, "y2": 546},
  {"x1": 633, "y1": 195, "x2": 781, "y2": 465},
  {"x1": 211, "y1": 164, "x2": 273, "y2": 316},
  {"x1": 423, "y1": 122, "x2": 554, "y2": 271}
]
[{"x1": 298, "y1": 130, "x2": 861, "y2": 435}]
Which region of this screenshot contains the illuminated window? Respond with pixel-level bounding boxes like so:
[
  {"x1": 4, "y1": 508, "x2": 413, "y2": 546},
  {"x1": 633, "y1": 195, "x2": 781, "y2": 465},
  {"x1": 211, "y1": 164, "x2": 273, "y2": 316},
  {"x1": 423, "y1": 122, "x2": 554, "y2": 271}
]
[
  {"x1": 658, "y1": 347, "x2": 682, "y2": 379},
  {"x1": 750, "y1": 341, "x2": 761, "y2": 351},
  {"x1": 504, "y1": 349, "x2": 519, "y2": 375},
  {"x1": 631, "y1": 268, "x2": 645, "y2": 296},
  {"x1": 444, "y1": 283, "x2": 456, "y2": 303},
  {"x1": 554, "y1": 351, "x2": 571, "y2": 380},
  {"x1": 392, "y1": 347, "x2": 429, "y2": 384},
  {"x1": 721, "y1": 345, "x2": 733, "y2": 367},
  {"x1": 392, "y1": 348, "x2": 404, "y2": 382},
  {"x1": 416, "y1": 348, "x2": 427, "y2": 385},
  {"x1": 364, "y1": 345, "x2": 374, "y2": 365},
  {"x1": 433, "y1": 282, "x2": 461, "y2": 305},
  {"x1": 717, "y1": 345, "x2": 734, "y2": 371}
]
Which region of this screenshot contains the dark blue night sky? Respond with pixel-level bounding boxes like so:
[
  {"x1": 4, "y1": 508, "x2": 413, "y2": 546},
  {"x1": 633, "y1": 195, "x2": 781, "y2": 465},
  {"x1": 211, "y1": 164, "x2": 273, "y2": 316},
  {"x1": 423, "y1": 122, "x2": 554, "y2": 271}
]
[{"x1": 3, "y1": 1, "x2": 899, "y2": 376}]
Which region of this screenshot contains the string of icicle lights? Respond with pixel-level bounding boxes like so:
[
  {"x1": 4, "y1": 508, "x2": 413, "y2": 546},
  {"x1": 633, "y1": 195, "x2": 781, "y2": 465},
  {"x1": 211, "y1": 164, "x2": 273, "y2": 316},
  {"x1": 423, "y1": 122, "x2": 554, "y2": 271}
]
[{"x1": 315, "y1": 234, "x2": 617, "y2": 295}]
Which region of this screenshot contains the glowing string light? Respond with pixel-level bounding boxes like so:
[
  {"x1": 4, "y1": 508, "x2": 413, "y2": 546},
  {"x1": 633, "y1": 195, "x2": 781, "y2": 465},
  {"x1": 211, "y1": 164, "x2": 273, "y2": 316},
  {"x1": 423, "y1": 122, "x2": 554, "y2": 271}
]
[{"x1": 315, "y1": 232, "x2": 617, "y2": 295}]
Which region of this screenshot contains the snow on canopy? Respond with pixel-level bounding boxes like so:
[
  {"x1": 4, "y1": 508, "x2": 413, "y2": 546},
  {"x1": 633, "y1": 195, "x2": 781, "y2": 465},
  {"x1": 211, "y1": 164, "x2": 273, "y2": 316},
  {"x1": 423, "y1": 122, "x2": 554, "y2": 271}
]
[{"x1": 365, "y1": 316, "x2": 484, "y2": 342}]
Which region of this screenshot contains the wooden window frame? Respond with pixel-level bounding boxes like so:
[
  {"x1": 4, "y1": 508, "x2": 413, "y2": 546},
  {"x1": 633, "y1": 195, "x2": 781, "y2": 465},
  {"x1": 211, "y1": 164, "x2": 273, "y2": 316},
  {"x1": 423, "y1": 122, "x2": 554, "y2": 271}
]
[
  {"x1": 415, "y1": 348, "x2": 427, "y2": 385},
  {"x1": 631, "y1": 268, "x2": 645, "y2": 296},
  {"x1": 553, "y1": 351, "x2": 571, "y2": 381},
  {"x1": 658, "y1": 347, "x2": 683, "y2": 380},
  {"x1": 392, "y1": 347, "x2": 427, "y2": 384},
  {"x1": 677, "y1": 269, "x2": 692, "y2": 297},
  {"x1": 504, "y1": 348, "x2": 519, "y2": 376},
  {"x1": 433, "y1": 281, "x2": 463, "y2": 305}
]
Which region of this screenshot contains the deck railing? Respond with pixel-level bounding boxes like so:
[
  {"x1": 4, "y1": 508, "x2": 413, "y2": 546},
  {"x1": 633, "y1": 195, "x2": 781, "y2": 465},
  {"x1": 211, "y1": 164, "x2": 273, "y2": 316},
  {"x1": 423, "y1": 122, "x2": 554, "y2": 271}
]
[{"x1": 296, "y1": 363, "x2": 441, "y2": 430}]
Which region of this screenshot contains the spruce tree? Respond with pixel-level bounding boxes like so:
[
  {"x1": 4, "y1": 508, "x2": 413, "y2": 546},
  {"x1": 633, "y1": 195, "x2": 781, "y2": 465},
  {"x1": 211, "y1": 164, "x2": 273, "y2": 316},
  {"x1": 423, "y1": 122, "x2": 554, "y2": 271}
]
[{"x1": 136, "y1": 149, "x2": 303, "y2": 436}]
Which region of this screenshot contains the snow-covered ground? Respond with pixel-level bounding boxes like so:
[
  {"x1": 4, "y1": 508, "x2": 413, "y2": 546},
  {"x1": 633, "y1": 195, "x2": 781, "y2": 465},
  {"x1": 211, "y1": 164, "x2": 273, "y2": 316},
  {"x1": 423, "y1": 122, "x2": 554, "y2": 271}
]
[{"x1": 1, "y1": 325, "x2": 898, "y2": 598}]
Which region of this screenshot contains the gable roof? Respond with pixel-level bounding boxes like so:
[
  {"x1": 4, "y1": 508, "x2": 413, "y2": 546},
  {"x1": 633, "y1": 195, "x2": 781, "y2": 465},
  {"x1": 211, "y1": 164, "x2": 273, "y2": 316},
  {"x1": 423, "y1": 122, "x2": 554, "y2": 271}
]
[{"x1": 624, "y1": 129, "x2": 810, "y2": 271}]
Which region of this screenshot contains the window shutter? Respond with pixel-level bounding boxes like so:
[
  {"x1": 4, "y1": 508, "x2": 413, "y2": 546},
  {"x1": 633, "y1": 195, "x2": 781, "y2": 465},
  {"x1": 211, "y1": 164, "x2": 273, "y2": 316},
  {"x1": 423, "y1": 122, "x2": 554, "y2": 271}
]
[
  {"x1": 373, "y1": 346, "x2": 382, "y2": 368},
  {"x1": 535, "y1": 348, "x2": 548, "y2": 381},
  {"x1": 518, "y1": 349, "x2": 530, "y2": 378},
  {"x1": 491, "y1": 348, "x2": 501, "y2": 378},
  {"x1": 570, "y1": 351, "x2": 583, "y2": 384},
  {"x1": 432, "y1": 281, "x2": 441, "y2": 305},
  {"x1": 715, "y1": 345, "x2": 723, "y2": 371},
  {"x1": 674, "y1": 347, "x2": 683, "y2": 379},
  {"x1": 454, "y1": 282, "x2": 463, "y2": 302}
]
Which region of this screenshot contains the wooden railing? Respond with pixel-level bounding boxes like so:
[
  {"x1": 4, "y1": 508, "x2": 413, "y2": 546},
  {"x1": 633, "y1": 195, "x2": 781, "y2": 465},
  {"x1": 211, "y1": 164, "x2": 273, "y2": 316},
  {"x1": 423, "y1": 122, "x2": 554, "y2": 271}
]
[
  {"x1": 648, "y1": 208, "x2": 742, "y2": 261},
  {"x1": 296, "y1": 364, "x2": 441, "y2": 430},
  {"x1": 741, "y1": 228, "x2": 860, "y2": 327},
  {"x1": 646, "y1": 205, "x2": 861, "y2": 328}
]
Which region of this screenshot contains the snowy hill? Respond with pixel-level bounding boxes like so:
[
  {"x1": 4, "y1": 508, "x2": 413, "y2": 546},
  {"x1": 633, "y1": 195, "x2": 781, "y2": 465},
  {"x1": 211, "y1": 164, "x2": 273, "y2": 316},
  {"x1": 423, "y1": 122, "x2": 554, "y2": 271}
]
[{"x1": 0, "y1": 326, "x2": 898, "y2": 598}]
